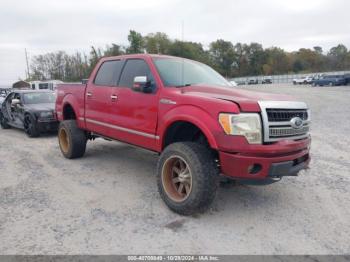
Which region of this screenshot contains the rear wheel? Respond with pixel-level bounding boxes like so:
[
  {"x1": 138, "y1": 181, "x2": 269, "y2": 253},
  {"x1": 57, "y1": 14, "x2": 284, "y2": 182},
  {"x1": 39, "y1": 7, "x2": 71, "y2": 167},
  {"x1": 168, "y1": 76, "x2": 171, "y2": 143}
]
[
  {"x1": 157, "y1": 142, "x2": 219, "y2": 215},
  {"x1": 329, "y1": 82, "x2": 334, "y2": 86},
  {"x1": 24, "y1": 114, "x2": 40, "y2": 137},
  {"x1": 0, "y1": 112, "x2": 10, "y2": 129},
  {"x1": 58, "y1": 120, "x2": 87, "y2": 159}
]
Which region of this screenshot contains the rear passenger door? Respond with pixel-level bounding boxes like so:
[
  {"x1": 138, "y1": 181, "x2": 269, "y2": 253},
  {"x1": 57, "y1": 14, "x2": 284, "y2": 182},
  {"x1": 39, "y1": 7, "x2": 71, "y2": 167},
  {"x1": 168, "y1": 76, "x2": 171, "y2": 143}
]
[
  {"x1": 85, "y1": 60, "x2": 123, "y2": 137},
  {"x1": 109, "y1": 59, "x2": 159, "y2": 150}
]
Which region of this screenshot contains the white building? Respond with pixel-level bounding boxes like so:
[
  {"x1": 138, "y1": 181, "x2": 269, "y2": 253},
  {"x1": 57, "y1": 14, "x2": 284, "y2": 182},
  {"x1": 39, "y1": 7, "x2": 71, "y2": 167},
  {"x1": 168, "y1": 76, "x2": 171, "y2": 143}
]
[{"x1": 29, "y1": 80, "x2": 64, "y2": 91}]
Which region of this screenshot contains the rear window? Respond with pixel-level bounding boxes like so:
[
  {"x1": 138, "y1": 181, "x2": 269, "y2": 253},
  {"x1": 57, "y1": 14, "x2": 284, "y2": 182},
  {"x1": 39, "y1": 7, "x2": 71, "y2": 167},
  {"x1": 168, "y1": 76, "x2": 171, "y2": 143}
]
[{"x1": 94, "y1": 60, "x2": 123, "y2": 86}]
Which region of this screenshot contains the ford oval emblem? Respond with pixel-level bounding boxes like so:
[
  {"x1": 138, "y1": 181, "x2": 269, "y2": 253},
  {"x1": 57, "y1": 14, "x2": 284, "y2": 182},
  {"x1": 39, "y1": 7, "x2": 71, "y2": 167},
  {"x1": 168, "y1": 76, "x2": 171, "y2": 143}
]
[{"x1": 290, "y1": 117, "x2": 303, "y2": 129}]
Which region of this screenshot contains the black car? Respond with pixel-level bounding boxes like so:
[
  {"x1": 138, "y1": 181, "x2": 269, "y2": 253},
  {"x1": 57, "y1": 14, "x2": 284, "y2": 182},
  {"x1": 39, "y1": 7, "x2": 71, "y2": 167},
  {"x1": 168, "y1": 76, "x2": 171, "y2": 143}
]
[
  {"x1": 0, "y1": 90, "x2": 58, "y2": 137},
  {"x1": 262, "y1": 77, "x2": 272, "y2": 84},
  {"x1": 248, "y1": 78, "x2": 258, "y2": 85},
  {"x1": 345, "y1": 74, "x2": 350, "y2": 85}
]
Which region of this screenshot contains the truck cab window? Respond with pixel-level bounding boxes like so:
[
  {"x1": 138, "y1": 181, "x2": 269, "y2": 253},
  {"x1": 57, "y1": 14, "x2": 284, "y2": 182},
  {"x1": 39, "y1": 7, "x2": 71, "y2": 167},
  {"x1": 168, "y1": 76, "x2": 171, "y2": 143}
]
[
  {"x1": 94, "y1": 60, "x2": 123, "y2": 86},
  {"x1": 119, "y1": 59, "x2": 155, "y2": 88}
]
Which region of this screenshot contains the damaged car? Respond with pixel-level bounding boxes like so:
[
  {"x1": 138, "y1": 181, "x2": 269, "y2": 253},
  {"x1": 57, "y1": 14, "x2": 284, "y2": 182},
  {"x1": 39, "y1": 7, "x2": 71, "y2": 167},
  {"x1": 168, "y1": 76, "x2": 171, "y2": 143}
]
[{"x1": 0, "y1": 90, "x2": 58, "y2": 137}]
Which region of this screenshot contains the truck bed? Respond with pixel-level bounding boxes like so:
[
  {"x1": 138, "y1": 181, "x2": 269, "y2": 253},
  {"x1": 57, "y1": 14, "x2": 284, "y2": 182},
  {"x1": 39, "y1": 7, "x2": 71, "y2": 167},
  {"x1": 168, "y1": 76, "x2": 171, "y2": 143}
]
[{"x1": 55, "y1": 83, "x2": 86, "y2": 122}]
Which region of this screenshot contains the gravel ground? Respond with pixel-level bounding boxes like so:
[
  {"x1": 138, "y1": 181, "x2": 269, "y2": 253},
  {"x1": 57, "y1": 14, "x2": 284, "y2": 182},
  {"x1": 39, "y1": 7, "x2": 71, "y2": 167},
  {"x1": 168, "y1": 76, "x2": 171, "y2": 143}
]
[{"x1": 0, "y1": 84, "x2": 349, "y2": 255}]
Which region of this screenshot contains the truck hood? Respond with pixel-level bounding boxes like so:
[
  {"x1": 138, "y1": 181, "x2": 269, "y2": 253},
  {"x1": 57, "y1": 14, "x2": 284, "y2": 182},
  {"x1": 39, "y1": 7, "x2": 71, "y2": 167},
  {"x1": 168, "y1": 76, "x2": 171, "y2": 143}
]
[{"x1": 181, "y1": 85, "x2": 295, "y2": 112}]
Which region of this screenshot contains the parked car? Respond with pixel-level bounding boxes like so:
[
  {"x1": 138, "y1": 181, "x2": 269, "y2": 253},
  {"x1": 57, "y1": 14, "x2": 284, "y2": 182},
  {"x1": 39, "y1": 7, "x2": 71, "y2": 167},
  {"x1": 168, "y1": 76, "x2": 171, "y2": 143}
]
[
  {"x1": 235, "y1": 80, "x2": 246, "y2": 86},
  {"x1": 248, "y1": 78, "x2": 258, "y2": 85},
  {"x1": 311, "y1": 75, "x2": 347, "y2": 86},
  {"x1": 262, "y1": 77, "x2": 272, "y2": 84},
  {"x1": 293, "y1": 76, "x2": 314, "y2": 85},
  {"x1": 229, "y1": 80, "x2": 238, "y2": 87},
  {"x1": 56, "y1": 54, "x2": 311, "y2": 215},
  {"x1": 344, "y1": 74, "x2": 350, "y2": 85},
  {"x1": 0, "y1": 88, "x2": 11, "y2": 106},
  {"x1": 0, "y1": 90, "x2": 58, "y2": 137}
]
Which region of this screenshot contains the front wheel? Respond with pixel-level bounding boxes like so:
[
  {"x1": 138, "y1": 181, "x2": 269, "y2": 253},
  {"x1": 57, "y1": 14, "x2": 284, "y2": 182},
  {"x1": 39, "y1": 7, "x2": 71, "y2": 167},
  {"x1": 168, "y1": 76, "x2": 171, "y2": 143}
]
[
  {"x1": 157, "y1": 142, "x2": 219, "y2": 215},
  {"x1": 58, "y1": 120, "x2": 87, "y2": 159},
  {"x1": 24, "y1": 114, "x2": 40, "y2": 137}
]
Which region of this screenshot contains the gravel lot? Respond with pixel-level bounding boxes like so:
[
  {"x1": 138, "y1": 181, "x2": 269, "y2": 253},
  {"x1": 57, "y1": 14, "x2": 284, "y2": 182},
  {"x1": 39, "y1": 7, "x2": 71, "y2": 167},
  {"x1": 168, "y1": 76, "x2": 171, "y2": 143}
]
[{"x1": 0, "y1": 84, "x2": 349, "y2": 255}]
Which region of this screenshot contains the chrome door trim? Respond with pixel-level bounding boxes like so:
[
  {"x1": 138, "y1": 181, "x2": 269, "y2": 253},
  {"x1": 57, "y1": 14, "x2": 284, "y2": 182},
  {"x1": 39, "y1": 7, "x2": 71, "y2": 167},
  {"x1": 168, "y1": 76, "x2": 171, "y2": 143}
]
[{"x1": 84, "y1": 118, "x2": 160, "y2": 140}]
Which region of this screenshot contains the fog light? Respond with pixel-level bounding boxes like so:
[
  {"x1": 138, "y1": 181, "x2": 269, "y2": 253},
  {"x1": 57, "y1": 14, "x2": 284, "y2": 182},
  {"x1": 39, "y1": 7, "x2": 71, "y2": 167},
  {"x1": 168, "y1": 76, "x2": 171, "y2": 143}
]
[{"x1": 248, "y1": 164, "x2": 262, "y2": 175}]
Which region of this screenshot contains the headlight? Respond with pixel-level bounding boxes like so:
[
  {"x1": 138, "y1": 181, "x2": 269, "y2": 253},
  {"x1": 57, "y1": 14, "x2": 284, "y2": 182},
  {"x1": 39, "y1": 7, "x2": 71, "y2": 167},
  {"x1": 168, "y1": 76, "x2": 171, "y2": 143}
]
[
  {"x1": 219, "y1": 113, "x2": 262, "y2": 144},
  {"x1": 39, "y1": 111, "x2": 53, "y2": 118}
]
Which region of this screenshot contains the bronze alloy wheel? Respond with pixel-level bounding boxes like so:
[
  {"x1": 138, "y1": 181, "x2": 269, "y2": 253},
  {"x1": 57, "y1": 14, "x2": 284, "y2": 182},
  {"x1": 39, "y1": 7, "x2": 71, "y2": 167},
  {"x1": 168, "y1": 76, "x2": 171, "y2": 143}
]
[
  {"x1": 161, "y1": 155, "x2": 192, "y2": 202},
  {"x1": 59, "y1": 127, "x2": 70, "y2": 154}
]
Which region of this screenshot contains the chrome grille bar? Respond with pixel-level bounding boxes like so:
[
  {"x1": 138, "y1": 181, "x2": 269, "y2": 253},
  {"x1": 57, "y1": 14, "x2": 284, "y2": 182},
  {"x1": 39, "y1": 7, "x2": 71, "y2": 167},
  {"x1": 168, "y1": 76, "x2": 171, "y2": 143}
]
[
  {"x1": 258, "y1": 101, "x2": 310, "y2": 142},
  {"x1": 269, "y1": 126, "x2": 310, "y2": 137}
]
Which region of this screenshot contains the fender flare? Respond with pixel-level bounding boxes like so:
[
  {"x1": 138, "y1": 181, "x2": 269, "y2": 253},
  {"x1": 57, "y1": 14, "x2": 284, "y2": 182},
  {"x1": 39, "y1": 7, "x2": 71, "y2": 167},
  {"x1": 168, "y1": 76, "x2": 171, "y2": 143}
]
[
  {"x1": 157, "y1": 105, "x2": 220, "y2": 151},
  {"x1": 61, "y1": 94, "x2": 80, "y2": 120}
]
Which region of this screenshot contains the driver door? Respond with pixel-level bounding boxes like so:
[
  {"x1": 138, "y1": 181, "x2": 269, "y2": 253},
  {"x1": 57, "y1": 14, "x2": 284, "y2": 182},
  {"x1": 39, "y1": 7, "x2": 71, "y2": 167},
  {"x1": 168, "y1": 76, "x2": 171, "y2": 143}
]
[
  {"x1": 109, "y1": 58, "x2": 159, "y2": 150},
  {"x1": 11, "y1": 93, "x2": 25, "y2": 127}
]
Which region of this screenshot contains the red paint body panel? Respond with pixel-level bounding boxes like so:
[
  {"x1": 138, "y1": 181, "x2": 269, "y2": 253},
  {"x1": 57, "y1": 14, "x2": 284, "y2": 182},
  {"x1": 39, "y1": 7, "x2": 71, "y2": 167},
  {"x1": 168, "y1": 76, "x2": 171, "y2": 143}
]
[{"x1": 55, "y1": 54, "x2": 311, "y2": 180}]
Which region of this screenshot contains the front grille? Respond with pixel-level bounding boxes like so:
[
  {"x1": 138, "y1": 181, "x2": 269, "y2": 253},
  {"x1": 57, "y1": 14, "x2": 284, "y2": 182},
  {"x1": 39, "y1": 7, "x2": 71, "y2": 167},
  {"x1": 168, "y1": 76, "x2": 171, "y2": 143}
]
[
  {"x1": 269, "y1": 125, "x2": 310, "y2": 138},
  {"x1": 259, "y1": 101, "x2": 310, "y2": 142},
  {"x1": 266, "y1": 109, "x2": 308, "y2": 122}
]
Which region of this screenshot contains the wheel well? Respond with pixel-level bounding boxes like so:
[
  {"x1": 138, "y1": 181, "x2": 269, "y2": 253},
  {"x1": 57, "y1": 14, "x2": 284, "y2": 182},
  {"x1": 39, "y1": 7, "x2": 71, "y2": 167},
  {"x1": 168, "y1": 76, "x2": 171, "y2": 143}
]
[
  {"x1": 163, "y1": 121, "x2": 210, "y2": 149},
  {"x1": 63, "y1": 104, "x2": 76, "y2": 120}
]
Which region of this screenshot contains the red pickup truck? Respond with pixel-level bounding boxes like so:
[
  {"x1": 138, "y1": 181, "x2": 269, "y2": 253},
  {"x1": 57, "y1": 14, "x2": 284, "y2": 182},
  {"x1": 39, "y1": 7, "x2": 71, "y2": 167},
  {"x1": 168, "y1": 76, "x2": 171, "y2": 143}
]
[{"x1": 56, "y1": 54, "x2": 311, "y2": 215}]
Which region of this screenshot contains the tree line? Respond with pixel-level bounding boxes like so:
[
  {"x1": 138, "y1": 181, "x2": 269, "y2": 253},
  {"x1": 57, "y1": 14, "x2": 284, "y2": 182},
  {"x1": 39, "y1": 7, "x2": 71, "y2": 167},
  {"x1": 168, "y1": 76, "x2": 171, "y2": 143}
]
[{"x1": 29, "y1": 30, "x2": 350, "y2": 82}]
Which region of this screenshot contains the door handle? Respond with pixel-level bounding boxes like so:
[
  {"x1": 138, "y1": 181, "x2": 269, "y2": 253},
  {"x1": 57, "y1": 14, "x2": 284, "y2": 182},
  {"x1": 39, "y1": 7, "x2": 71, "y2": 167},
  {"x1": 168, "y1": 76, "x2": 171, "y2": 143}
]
[
  {"x1": 87, "y1": 92, "x2": 92, "y2": 97},
  {"x1": 111, "y1": 95, "x2": 118, "y2": 101}
]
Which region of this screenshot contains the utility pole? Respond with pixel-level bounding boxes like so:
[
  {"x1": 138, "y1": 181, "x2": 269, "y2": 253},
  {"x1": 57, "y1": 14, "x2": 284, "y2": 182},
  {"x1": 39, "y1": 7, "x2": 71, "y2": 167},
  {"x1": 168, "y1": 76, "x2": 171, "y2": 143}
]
[{"x1": 25, "y1": 48, "x2": 30, "y2": 80}]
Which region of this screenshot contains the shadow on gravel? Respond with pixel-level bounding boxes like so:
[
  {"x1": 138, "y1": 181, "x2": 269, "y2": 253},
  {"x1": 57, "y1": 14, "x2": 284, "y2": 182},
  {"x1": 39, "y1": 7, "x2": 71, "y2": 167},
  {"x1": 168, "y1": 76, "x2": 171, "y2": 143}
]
[
  {"x1": 0, "y1": 127, "x2": 57, "y2": 139},
  {"x1": 75, "y1": 140, "x2": 282, "y2": 217}
]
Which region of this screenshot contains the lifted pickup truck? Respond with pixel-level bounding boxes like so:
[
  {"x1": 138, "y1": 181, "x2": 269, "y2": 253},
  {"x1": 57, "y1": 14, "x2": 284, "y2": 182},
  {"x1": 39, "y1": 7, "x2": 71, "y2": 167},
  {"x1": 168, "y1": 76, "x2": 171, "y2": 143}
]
[{"x1": 56, "y1": 54, "x2": 311, "y2": 215}]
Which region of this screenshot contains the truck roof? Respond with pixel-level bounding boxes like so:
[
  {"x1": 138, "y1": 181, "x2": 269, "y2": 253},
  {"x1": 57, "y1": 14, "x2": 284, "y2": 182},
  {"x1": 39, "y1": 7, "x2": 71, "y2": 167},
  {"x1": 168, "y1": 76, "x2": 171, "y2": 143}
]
[{"x1": 100, "y1": 54, "x2": 190, "y2": 62}]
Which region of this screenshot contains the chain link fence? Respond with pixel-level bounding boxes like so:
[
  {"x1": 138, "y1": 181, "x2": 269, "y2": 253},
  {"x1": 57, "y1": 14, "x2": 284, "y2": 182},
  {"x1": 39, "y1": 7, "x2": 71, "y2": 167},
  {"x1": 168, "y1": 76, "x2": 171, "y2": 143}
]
[{"x1": 232, "y1": 70, "x2": 350, "y2": 84}]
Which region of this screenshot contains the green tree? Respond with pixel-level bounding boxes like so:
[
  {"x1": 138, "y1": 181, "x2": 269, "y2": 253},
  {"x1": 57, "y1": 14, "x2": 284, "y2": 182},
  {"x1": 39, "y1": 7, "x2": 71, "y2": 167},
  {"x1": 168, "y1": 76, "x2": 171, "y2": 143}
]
[
  {"x1": 328, "y1": 44, "x2": 348, "y2": 70},
  {"x1": 104, "y1": 44, "x2": 125, "y2": 56},
  {"x1": 126, "y1": 30, "x2": 144, "y2": 54},
  {"x1": 144, "y1": 32, "x2": 171, "y2": 54},
  {"x1": 264, "y1": 47, "x2": 291, "y2": 75},
  {"x1": 168, "y1": 40, "x2": 210, "y2": 65},
  {"x1": 209, "y1": 39, "x2": 236, "y2": 77}
]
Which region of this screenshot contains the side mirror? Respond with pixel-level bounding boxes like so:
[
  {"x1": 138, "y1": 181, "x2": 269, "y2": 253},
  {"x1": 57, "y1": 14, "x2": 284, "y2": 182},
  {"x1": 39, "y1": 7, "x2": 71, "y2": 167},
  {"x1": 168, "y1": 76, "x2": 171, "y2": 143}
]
[
  {"x1": 132, "y1": 76, "x2": 153, "y2": 93},
  {"x1": 11, "y1": 98, "x2": 20, "y2": 106}
]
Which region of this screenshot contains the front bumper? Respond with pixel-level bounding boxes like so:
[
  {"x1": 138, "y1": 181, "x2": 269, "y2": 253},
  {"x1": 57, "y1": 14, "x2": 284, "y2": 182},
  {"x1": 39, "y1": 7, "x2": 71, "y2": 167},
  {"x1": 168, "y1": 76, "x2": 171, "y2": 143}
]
[
  {"x1": 37, "y1": 119, "x2": 59, "y2": 132},
  {"x1": 219, "y1": 137, "x2": 311, "y2": 181}
]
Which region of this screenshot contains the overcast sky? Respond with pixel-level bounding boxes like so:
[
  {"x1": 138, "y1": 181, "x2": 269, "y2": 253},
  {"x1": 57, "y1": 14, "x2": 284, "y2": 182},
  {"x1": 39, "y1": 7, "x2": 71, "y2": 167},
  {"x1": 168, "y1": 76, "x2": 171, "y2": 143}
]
[{"x1": 0, "y1": 0, "x2": 349, "y2": 85}]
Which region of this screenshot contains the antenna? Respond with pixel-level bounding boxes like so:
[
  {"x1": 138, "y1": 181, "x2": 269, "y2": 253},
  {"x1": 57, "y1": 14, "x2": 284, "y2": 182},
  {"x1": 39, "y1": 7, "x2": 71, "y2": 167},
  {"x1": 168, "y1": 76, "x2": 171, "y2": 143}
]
[
  {"x1": 181, "y1": 20, "x2": 184, "y2": 86},
  {"x1": 25, "y1": 48, "x2": 30, "y2": 80}
]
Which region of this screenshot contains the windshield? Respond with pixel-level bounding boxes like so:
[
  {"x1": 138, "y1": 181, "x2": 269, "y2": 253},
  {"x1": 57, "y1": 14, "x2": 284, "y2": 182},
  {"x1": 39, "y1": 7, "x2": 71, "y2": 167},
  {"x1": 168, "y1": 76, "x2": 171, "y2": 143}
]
[
  {"x1": 23, "y1": 92, "x2": 56, "y2": 104},
  {"x1": 153, "y1": 58, "x2": 230, "y2": 87}
]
